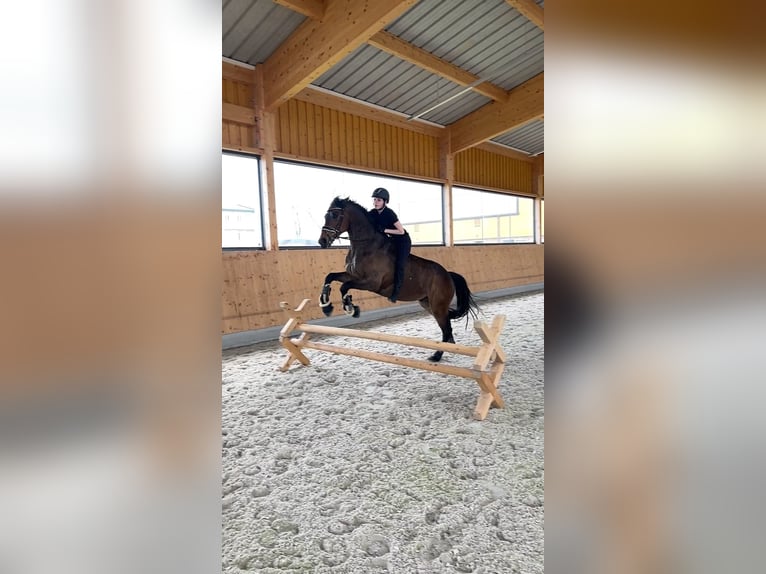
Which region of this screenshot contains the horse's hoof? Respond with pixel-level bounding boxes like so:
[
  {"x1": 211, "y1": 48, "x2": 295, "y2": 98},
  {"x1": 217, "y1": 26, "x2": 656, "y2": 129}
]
[
  {"x1": 343, "y1": 306, "x2": 355, "y2": 316},
  {"x1": 352, "y1": 306, "x2": 360, "y2": 318},
  {"x1": 427, "y1": 352, "x2": 443, "y2": 362},
  {"x1": 322, "y1": 303, "x2": 334, "y2": 316}
]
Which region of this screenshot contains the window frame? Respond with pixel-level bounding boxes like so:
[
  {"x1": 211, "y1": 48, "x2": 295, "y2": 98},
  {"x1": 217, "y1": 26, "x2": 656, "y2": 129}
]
[
  {"x1": 222, "y1": 149, "x2": 265, "y2": 251},
  {"x1": 451, "y1": 185, "x2": 537, "y2": 246},
  {"x1": 273, "y1": 158, "x2": 446, "y2": 249}
]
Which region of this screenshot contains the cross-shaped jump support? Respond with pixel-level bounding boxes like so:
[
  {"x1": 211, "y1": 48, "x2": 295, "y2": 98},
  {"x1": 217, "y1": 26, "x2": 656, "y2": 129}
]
[
  {"x1": 279, "y1": 300, "x2": 312, "y2": 371},
  {"x1": 472, "y1": 314, "x2": 507, "y2": 420}
]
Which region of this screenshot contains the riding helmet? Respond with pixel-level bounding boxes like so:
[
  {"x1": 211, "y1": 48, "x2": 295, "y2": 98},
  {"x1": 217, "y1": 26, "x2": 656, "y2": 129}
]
[{"x1": 371, "y1": 187, "x2": 390, "y2": 202}]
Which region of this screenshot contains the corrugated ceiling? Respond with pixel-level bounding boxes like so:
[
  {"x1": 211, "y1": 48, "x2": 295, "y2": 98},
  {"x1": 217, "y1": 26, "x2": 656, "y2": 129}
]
[
  {"x1": 492, "y1": 119, "x2": 544, "y2": 156},
  {"x1": 386, "y1": 0, "x2": 543, "y2": 90},
  {"x1": 223, "y1": 0, "x2": 305, "y2": 65},
  {"x1": 222, "y1": 0, "x2": 544, "y2": 156}
]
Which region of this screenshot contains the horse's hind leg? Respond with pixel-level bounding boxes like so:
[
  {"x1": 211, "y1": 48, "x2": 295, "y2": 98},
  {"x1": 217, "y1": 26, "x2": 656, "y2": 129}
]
[
  {"x1": 428, "y1": 312, "x2": 454, "y2": 363},
  {"x1": 417, "y1": 297, "x2": 451, "y2": 361}
]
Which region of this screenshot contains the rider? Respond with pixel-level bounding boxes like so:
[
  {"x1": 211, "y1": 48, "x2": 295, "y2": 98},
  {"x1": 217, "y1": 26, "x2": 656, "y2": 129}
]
[{"x1": 368, "y1": 187, "x2": 411, "y2": 303}]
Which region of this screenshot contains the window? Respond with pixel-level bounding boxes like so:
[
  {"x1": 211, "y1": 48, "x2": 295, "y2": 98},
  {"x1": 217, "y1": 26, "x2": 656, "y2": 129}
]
[
  {"x1": 222, "y1": 152, "x2": 263, "y2": 248},
  {"x1": 540, "y1": 199, "x2": 544, "y2": 243},
  {"x1": 452, "y1": 187, "x2": 535, "y2": 244},
  {"x1": 273, "y1": 161, "x2": 443, "y2": 247}
]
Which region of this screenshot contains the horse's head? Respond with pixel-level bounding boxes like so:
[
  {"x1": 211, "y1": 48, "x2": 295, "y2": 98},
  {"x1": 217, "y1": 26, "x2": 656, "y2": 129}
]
[{"x1": 318, "y1": 198, "x2": 350, "y2": 248}]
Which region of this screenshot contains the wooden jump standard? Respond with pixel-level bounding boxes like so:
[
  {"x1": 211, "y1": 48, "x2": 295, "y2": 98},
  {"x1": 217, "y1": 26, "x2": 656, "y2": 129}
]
[{"x1": 279, "y1": 299, "x2": 507, "y2": 420}]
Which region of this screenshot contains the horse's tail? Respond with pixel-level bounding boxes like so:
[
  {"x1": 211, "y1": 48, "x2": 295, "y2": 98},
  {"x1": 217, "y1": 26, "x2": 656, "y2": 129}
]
[{"x1": 448, "y1": 272, "x2": 480, "y2": 322}]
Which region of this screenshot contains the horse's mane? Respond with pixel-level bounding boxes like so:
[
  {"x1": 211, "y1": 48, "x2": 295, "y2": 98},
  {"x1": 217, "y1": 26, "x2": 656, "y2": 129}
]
[{"x1": 331, "y1": 196, "x2": 375, "y2": 229}]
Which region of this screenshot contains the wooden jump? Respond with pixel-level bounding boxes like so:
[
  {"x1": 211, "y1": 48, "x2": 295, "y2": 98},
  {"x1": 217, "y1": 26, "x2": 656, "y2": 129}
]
[{"x1": 278, "y1": 299, "x2": 507, "y2": 420}]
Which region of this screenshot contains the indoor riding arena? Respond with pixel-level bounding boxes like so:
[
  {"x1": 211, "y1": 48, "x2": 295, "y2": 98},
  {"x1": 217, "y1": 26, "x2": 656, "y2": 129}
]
[{"x1": 221, "y1": 1, "x2": 544, "y2": 572}]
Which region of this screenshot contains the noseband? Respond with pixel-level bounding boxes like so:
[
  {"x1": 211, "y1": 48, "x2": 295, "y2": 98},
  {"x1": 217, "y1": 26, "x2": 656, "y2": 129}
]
[{"x1": 321, "y1": 207, "x2": 345, "y2": 241}]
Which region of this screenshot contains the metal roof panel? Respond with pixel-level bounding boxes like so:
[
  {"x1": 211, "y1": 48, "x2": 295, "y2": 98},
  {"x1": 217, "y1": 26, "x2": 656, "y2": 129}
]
[
  {"x1": 315, "y1": 45, "x2": 481, "y2": 121},
  {"x1": 222, "y1": 0, "x2": 543, "y2": 145},
  {"x1": 223, "y1": 0, "x2": 306, "y2": 65},
  {"x1": 386, "y1": 0, "x2": 544, "y2": 90},
  {"x1": 492, "y1": 119, "x2": 544, "y2": 155}
]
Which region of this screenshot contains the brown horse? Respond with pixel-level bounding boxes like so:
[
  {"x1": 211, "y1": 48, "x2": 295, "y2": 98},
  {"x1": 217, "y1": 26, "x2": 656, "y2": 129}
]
[{"x1": 317, "y1": 196, "x2": 479, "y2": 362}]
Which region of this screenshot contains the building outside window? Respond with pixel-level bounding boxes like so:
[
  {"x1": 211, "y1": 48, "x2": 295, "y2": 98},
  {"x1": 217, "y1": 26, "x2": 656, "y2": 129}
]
[{"x1": 452, "y1": 187, "x2": 535, "y2": 244}]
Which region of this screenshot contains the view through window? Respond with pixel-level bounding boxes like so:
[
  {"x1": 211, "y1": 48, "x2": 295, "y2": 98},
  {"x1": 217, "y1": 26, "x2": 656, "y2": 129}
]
[
  {"x1": 222, "y1": 152, "x2": 263, "y2": 248},
  {"x1": 273, "y1": 161, "x2": 444, "y2": 247},
  {"x1": 452, "y1": 187, "x2": 535, "y2": 244},
  {"x1": 222, "y1": 156, "x2": 538, "y2": 249}
]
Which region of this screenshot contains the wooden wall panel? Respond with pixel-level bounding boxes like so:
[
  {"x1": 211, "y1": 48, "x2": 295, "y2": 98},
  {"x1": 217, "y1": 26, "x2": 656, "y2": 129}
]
[
  {"x1": 222, "y1": 244, "x2": 543, "y2": 333},
  {"x1": 222, "y1": 77, "x2": 254, "y2": 148},
  {"x1": 455, "y1": 147, "x2": 533, "y2": 194},
  {"x1": 220, "y1": 61, "x2": 542, "y2": 338},
  {"x1": 274, "y1": 99, "x2": 440, "y2": 180}
]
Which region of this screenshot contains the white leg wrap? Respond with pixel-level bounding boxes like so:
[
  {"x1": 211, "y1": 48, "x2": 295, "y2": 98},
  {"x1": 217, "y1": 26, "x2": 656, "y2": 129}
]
[{"x1": 319, "y1": 284, "x2": 332, "y2": 307}]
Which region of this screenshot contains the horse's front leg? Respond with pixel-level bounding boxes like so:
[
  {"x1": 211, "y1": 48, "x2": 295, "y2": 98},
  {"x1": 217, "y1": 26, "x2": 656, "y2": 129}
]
[
  {"x1": 319, "y1": 272, "x2": 353, "y2": 316},
  {"x1": 339, "y1": 278, "x2": 382, "y2": 318},
  {"x1": 339, "y1": 282, "x2": 360, "y2": 318}
]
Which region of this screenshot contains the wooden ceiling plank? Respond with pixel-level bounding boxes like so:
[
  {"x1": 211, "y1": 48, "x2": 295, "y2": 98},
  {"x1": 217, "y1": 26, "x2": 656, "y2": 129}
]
[
  {"x1": 369, "y1": 31, "x2": 508, "y2": 102},
  {"x1": 223, "y1": 61, "x2": 255, "y2": 84},
  {"x1": 263, "y1": 0, "x2": 418, "y2": 111},
  {"x1": 447, "y1": 73, "x2": 543, "y2": 154},
  {"x1": 273, "y1": 0, "x2": 325, "y2": 21},
  {"x1": 223, "y1": 102, "x2": 256, "y2": 125},
  {"x1": 505, "y1": 0, "x2": 544, "y2": 31}
]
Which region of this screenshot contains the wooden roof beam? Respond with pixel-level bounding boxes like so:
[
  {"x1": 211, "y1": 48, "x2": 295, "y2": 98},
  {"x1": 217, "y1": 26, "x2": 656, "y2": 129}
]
[
  {"x1": 505, "y1": 0, "x2": 544, "y2": 31},
  {"x1": 273, "y1": 0, "x2": 325, "y2": 21},
  {"x1": 368, "y1": 31, "x2": 508, "y2": 103},
  {"x1": 262, "y1": 0, "x2": 418, "y2": 111},
  {"x1": 223, "y1": 60, "x2": 255, "y2": 84},
  {"x1": 447, "y1": 73, "x2": 543, "y2": 154}
]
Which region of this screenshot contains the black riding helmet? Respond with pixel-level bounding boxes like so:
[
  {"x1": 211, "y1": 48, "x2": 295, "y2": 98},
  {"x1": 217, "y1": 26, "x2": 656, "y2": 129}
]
[{"x1": 371, "y1": 187, "x2": 390, "y2": 203}]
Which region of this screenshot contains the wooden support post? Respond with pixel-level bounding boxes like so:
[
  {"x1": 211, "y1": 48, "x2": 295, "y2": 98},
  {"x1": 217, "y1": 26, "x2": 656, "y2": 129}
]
[{"x1": 254, "y1": 64, "x2": 279, "y2": 250}]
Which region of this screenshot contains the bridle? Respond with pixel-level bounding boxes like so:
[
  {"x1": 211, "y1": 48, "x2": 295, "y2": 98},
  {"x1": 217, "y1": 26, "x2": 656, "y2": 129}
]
[
  {"x1": 321, "y1": 207, "x2": 346, "y2": 241},
  {"x1": 321, "y1": 204, "x2": 375, "y2": 243}
]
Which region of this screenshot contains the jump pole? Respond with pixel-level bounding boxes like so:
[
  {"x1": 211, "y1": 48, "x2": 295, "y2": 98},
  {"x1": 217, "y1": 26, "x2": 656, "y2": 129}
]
[{"x1": 278, "y1": 299, "x2": 507, "y2": 420}]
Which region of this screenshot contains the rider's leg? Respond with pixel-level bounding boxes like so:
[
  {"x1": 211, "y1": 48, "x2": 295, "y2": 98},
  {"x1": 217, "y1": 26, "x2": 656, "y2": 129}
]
[{"x1": 388, "y1": 235, "x2": 411, "y2": 302}]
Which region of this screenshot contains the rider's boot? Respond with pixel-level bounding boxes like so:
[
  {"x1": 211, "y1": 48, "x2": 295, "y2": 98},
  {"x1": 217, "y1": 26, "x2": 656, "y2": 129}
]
[{"x1": 388, "y1": 274, "x2": 403, "y2": 303}]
